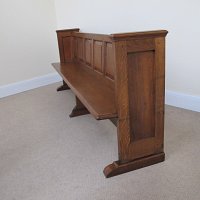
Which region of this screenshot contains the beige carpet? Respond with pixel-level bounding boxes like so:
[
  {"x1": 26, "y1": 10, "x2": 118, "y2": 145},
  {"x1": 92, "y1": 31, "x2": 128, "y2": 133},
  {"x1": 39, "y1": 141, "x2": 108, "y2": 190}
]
[{"x1": 0, "y1": 82, "x2": 200, "y2": 200}]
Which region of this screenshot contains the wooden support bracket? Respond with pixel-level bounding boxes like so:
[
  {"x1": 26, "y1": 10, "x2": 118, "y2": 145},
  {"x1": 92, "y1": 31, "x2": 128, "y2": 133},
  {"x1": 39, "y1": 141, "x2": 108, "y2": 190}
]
[
  {"x1": 69, "y1": 96, "x2": 90, "y2": 117},
  {"x1": 57, "y1": 80, "x2": 70, "y2": 91}
]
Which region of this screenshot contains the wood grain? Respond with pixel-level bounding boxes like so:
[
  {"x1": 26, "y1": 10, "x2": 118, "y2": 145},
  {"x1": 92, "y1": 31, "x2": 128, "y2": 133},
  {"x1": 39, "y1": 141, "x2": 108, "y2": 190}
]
[
  {"x1": 127, "y1": 51, "x2": 155, "y2": 140},
  {"x1": 53, "y1": 62, "x2": 117, "y2": 120},
  {"x1": 93, "y1": 41, "x2": 103, "y2": 73},
  {"x1": 105, "y1": 42, "x2": 115, "y2": 80},
  {"x1": 53, "y1": 28, "x2": 168, "y2": 177}
]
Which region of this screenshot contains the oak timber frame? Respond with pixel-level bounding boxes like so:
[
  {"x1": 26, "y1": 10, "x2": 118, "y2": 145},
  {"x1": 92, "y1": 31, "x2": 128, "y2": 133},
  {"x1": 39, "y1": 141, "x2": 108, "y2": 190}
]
[{"x1": 52, "y1": 28, "x2": 168, "y2": 178}]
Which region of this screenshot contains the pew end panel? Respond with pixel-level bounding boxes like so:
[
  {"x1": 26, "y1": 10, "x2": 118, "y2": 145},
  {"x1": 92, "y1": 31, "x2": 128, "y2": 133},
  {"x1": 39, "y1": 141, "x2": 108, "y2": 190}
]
[
  {"x1": 104, "y1": 30, "x2": 168, "y2": 177},
  {"x1": 56, "y1": 28, "x2": 80, "y2": 91},
  {"x1": 56, "y1": 28, "x2": 80, "y2": 63}
]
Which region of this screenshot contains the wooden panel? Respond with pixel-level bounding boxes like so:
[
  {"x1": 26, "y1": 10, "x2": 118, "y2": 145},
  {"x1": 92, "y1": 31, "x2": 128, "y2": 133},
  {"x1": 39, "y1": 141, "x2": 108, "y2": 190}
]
[
  {"x1": 126, "y1": 38, "x2": 155, "y2": 53},
  {"x1": 93, "y1": 41, "x2": 103, "y2": 73},
  {"x1": 77, "y1": 38, "x2": 84, "y2": 61},
  {"x1": 105, "y1": 43, "x2": 114, "y2": 79},
  {"x1": 74, "y1": 37, "x2": 77, "y2": 59},
  {"x1": 85, "y1": 39, "x2": 92, "y2": 67},
  {"x1": 127, "y1": 51, "x2": 155, "y2": 140},
  {"x1": 52, "y1": 62, "x2": 117, "y2": 119},
  {"x1": 56, "y1": 29, "x2": 80, "y2": 63},
  {"x1": 62, "y1": 37, "x2": 72, "y2": 62}
]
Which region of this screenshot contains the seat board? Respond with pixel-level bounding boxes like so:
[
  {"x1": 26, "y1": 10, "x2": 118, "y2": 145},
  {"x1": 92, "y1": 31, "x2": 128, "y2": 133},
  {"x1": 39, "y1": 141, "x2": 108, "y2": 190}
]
[{"x1": 52, "y1": 62, "x2": 117, "y2": 119}]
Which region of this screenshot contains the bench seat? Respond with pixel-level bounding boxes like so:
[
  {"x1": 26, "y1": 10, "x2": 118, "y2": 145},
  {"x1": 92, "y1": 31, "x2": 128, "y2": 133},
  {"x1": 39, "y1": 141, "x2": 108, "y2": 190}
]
[{"x1": 52, "y1": 62, "x2": 117, "y2": 120}]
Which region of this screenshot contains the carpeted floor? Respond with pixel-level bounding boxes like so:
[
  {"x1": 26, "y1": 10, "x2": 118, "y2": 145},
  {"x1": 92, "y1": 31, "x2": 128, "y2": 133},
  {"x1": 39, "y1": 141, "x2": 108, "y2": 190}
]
[{"x1": 0, "y1": 82, "x2": 200, "y2": 200}]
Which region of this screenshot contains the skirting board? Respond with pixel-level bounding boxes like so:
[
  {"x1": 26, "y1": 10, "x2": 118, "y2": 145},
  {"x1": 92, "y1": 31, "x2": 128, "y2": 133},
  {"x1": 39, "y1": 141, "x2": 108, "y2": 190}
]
[
  {"x1": 0, "y1": 73, "x2": 62, "y2": 98},
  {"x1": 0, "y1": 74, "x2": 199, "y2": 113},
  {"x1": 165, "y1": 90, "x2": 200, "y2": 113}
]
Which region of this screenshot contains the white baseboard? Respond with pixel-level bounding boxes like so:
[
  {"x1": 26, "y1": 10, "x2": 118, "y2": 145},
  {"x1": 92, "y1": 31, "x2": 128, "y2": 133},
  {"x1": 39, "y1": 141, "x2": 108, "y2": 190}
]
[
  {"x1": 166, "y1": 90, "x2": 200, "y2": 112},
  {"x1": 0, "y1": 73, "x2": 62, "y2": 98},
  {"x1": 0, "y1": 76, "x2": 199, "y2": 113}
]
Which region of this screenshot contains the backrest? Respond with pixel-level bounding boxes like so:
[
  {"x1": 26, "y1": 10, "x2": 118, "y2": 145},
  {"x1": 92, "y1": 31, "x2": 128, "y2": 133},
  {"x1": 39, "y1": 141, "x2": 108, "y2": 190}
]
[{"x1": 56, "y1": 29, "x2": 115, "y2": 81}]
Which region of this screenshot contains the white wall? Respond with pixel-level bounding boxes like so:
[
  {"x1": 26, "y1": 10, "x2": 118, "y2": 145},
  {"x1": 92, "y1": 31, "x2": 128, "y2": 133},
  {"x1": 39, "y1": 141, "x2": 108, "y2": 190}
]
[
  {"x1": 0, "y1": 0, "x2": 199, "y2": 111},
  {"x1": 0, "y1": 0, "x2": 59, "y2": 86},
  {"x1": 55, "y1": 0, "x2": 200, "y2": 97}
]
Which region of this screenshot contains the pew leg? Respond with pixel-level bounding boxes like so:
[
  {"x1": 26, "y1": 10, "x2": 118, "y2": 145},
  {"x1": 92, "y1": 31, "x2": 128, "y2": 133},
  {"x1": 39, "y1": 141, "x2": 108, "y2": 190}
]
[
  {"x1": 57, "y1": 80, "x2": 70, "y2": 91},
  {"x1": 103, "y1": 118, "x2": 165, "y2": 178},
  {"x1": 103, "y1": 153, "x2": 165, "y2": 178},
  {"x1": 70, "y1": 96, "x2": 90, "y2": 118}
]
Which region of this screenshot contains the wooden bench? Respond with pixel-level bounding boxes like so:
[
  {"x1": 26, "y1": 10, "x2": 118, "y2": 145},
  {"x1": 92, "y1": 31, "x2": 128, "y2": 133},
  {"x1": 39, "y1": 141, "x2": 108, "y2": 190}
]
[{"x1": 52, "y1": 28, "x2": 168, "y2": 178}]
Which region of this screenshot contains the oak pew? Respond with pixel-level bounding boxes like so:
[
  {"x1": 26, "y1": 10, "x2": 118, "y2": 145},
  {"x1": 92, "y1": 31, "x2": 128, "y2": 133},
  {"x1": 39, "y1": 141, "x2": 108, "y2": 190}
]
[{"x1": 52, "y1": 28, "x2": 168, "y2": 178}]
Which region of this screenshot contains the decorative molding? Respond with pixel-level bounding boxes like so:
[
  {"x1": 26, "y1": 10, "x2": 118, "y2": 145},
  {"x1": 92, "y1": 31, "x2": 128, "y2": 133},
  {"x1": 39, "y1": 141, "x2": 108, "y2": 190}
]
[
  {"x1": 166, "y1": 90, "x2": 200, "y2": 112},
  {"x1": 0, "y1": 73, "x2": 61, "y2": 98}
]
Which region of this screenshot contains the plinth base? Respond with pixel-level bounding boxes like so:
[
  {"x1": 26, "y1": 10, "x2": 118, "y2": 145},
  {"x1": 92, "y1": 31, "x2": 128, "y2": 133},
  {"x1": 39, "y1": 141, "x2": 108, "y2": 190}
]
[{"x1": 104, "y1": 152, "x2": 165, "y2": 178}]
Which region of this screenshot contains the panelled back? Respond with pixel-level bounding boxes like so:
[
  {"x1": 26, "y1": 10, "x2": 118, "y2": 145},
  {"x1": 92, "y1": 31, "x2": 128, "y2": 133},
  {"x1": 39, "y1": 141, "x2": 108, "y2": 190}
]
[{"x1": 73, "y1": 32, "x2": 115, "y2": 80}]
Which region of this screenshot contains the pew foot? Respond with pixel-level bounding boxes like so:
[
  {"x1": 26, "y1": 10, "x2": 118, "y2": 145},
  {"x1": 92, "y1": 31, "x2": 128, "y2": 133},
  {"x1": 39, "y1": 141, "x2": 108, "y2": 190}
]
[
  {"x1": 69, "y1": 106, "x2": 90, "y2": 118},
  {"x1": 70, "y1": 96, "x2": 89, "y2": 117},
  {"x1": 57, "y1": 80, "x2": 70, "y2": 91},
  {"x1": 103, "y1": 152, "x2": 165, "y2": 178}
]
